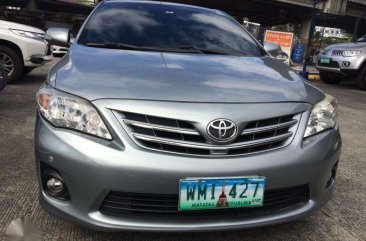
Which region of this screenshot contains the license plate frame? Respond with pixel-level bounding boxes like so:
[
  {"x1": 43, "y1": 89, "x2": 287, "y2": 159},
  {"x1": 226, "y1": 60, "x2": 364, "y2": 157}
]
[{"x1": 178, "y1": 177, "x2": 266, "y2": 211}]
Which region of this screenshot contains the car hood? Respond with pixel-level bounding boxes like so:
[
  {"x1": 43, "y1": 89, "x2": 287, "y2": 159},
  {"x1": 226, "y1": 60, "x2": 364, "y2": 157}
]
[
  {"x1": 326, "y1": 41, "x2": 366, "y2": 50},
  {"x1": 52, "y1": 45, "x2": 323, "y2": 104},
  {"x1": 0, "y1": 20, "x2": 44, "y2": 34}
]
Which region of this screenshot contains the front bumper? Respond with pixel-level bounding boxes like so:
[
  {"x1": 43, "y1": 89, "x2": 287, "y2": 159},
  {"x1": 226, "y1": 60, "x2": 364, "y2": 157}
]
[
  {"x1": 35, "y1": 111, "x2": 341, "y2": 231},
  {"x1": 18, "y1": 37, "x2": 52, "y2": 67},
  {"x1": 315, "y1": 53, "x2": 365, "y2": 76},
  {"x1": 29, "y1": 54, "x2": 53, "y2": 65}
]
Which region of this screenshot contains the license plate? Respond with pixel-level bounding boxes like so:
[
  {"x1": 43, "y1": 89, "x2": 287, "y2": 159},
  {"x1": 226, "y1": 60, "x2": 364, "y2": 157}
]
[
  {"x1": 179, "y1": 177, "x2": 265, "y2": 211},
  {"x1": 320, "y1": 57, "x2": 331, "y2": 64}
]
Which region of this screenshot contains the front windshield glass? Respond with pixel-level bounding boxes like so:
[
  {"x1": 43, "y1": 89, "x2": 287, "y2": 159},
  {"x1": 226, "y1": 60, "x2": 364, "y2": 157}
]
[{"x1": 78, "y1": 2, "x2": 263, "y2": 56}]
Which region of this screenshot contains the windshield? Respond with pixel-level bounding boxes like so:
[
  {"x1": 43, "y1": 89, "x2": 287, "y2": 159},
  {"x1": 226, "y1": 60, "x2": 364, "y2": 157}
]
[
  {"x1": 78, "y1": 2, "x2": 263, "y2": 56},
  {"x1": 357, "y1": 35, "x2": 366, "y2": 42}
]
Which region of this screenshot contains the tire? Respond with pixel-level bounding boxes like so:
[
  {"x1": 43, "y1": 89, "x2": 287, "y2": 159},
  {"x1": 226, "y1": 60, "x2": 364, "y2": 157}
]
[
  {"x1": 355, "y1": 65, "x2": 366, "y2": 91},
  {"x1": 0, "y1": 65, "x2": 6, "y2": 91},
  {"x1": 0, "y1": 45, "x2": 24, "y2": 83},
  {"x1": 319, "y1": 71, "x2": 342, "y2": 85},
  {"x1": 23, "y1": 67, "x2": 34, "y2": 75}
]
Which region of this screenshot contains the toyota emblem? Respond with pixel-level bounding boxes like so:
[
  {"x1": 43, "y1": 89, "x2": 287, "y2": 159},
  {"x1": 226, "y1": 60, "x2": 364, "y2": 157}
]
[{"x1": 207, "y1": 119, "x2": 238, "y2": 142}]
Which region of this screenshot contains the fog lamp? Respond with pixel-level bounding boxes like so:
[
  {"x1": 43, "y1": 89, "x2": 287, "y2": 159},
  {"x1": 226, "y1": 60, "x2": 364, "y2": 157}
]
[{"x1": 46, "y1": 177, "x2": 64, "y2": 194}]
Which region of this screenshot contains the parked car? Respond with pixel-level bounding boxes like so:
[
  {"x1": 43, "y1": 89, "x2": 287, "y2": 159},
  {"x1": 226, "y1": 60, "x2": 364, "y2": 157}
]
[
  {"x1": 36, "y1": 1, "x2": 341, "y2": 231},
  {"x1": 0, "y1": 20, "x2": 53, "y2": 83},
  {"x1": 51, "y1": 32, "x2": 75, "y2": 57},
  {"x1": 315, "y1": 34, "x2": 366, "y2": 90},
  {"x1": 0, "y1": 64, "x2": 6, "y2": 91}
]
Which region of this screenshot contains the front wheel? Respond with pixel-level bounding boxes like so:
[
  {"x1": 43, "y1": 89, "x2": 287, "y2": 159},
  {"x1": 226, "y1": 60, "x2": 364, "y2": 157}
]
[
  {"x1": 355, "y1": 65, "x2": 366, "y2": 91},
  {"x1": 319, "y1": 71, "x2": 342, "y2": 85},
  {"x1": 0, "y1": 45, "x2": 24, "y2": 83}
]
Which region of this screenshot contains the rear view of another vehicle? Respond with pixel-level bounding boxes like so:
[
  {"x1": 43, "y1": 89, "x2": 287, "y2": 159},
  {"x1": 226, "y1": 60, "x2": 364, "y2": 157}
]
[
  {"x1": 0, "y1": 20, "x2": 53, "y2": 83},
  {"x1": 315, "y1": 35, "x2": 366, "y2": 90}
]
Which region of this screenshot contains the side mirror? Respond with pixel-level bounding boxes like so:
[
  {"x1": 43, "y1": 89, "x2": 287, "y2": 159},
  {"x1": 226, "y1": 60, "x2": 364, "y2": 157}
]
[
  {"x1": 45, "y1": 28, "x2": 70, "y2": 47},
  {"x1": 276, "y1": 52, "x2": 289, "y2": 62},
  {"x1": 263, "y1": 41, "x2": 282, "y2": 56}
]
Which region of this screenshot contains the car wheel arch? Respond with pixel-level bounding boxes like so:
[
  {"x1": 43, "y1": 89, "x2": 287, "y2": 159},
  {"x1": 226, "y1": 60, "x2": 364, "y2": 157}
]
[{"x1": 0, "y1": 39, "x2": 24, "y2": 62}]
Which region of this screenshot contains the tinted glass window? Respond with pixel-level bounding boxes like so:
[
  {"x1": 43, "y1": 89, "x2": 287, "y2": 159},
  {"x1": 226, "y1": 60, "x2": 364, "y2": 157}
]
[{"x1": 78, "y1": 2, "x2": 263, "y2": 56}]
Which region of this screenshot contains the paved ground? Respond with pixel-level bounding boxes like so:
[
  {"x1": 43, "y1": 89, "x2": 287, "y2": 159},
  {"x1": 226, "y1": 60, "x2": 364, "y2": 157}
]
[{"x1": 0, "y1": 59, "x2": 366, "y2": 241}]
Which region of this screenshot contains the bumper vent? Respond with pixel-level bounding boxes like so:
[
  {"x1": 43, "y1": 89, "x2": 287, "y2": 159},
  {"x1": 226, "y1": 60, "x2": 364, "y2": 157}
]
[
  {"x1": 115, "y1": 111, "x2": 300, "y2": 156},
  {"x1": 100, "y1": 185, "x2": 310, "y2": 217}
]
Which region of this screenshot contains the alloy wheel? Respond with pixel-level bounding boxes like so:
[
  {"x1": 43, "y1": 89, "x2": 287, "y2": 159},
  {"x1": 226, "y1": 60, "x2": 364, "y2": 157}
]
[{"x1": 0, "y1": 52, "x2": 14, "y2": 76}]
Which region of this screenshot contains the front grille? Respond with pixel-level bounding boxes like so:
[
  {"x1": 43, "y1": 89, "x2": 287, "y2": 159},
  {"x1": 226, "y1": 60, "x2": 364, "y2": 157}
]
[
  {"x1": 331, "y1": 50, "x2": 343, "y2": 56},
  {"x1": 100, "y1": 185, "x2": 310, "y2": 218},
  {"x1": 115, "y1": 111, "x2": 300, "y2": 156}
]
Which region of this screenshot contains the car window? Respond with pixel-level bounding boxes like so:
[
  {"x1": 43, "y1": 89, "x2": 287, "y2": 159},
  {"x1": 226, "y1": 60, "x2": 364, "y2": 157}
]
[{"x1": 78, "y1": 2, "x2": 263, "y2": 56}]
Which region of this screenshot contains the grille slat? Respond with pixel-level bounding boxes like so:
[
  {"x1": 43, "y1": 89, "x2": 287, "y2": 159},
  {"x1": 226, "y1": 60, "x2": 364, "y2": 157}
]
[
  {"x1": 132, "y1": 132, "x2": 293, "y2": 150},
  {"x1": 116, "y1": 111, "x2": 300, "y2": 156},
  {"x1": 243, "y1": 119, "x2": 297, "y2": 134},
  {"x1": 124, "y1": 119, "x2": 199, "y2": 135},
  {"x1": 331, "y1": 50, "x2": 343, "y2": 56},
  {"x1": 100, "y1": 185, "x2": 310, "y2": 217}
]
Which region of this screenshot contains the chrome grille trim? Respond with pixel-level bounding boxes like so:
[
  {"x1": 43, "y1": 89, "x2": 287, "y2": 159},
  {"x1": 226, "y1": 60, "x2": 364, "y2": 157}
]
[
  {"x1": 115, "y1": 111, "x2": 302, "y2": 156},
  {"x1": 242, "y1": 119, "x2": 298, "y2": 135},
  {"x1": 132, "y1": 132, "x2": 293, "y2": 150},
  {"x1": 123, "y1": 119, "x2": 199, "y2": 135}
]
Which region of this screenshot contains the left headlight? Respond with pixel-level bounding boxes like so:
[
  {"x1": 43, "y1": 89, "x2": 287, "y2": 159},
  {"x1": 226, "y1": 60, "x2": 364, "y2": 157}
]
[
  {"x1": 10, "y1": 29, "x2": 45, "y2": 42},
  {"x1": 37, "y1": 85, "x2": 112, "y2": 140},
  {"x1": 304, "y1": 94, "x2": 338, "y2": 138},
  {"x1": 342, "y1": 50, "x2": 362, "y2": 57}
]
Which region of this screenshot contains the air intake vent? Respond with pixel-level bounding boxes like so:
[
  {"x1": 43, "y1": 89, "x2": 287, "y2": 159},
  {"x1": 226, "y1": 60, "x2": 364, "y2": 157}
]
[
  {"x1": 115, "y1": 111, "x2": 300, "y2": 156},
  {"x1": 100, "y1": 185, "x2": 310, "y2": 217}
]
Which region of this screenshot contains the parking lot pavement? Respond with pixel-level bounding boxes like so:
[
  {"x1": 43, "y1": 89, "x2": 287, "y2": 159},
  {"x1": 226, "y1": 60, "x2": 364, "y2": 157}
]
[{"x1": 0, "y1": 59, "x2": 365, "y2": 241}]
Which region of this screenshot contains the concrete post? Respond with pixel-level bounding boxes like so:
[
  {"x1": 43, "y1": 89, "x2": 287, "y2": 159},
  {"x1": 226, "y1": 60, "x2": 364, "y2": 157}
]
[{"x1": 299, "y1": 18, "x2": 312, "y2": 44}]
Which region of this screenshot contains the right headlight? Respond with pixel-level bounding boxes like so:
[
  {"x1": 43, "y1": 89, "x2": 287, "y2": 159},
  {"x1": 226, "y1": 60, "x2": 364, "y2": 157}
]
[
  {"x1": 342, "y1": 50, "x2": 362, "y2": 57},
  {"x1": 37, "y1": 84, "x2": 112, "y2": 140},
  {"x1": 10, "y1": 29, "x2": 45, "y2": 42},
  {"x1": 304, "y1": 94, "x2": 338, "y2": 138}
]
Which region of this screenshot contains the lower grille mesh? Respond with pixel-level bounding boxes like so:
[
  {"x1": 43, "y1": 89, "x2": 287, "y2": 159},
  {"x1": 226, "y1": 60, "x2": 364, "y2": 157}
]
[{"x1": 100, "y1": 185, "x2": 310, "y2": 218}]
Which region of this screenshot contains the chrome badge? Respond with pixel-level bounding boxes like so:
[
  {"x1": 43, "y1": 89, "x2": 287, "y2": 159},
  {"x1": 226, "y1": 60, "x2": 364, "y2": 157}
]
[{"x1": 207, "y1": 119, "x2": 237, "y2": 142}]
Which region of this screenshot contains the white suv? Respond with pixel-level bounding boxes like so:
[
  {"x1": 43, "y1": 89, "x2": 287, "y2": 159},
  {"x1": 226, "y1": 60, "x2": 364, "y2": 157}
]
[{"x1": 0, "y1": 20, "x2": 53, "y2": 83}]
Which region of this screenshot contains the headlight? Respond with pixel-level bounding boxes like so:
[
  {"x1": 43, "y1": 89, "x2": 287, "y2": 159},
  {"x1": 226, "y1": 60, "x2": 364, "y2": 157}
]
[
  {"x1": 304, "y1": 94, "x2": 338, "y2": 138},
  {"x1": 10, "y1": 29, "x2": 44, "y2": 41},
  {"x1": 37, "y1": 85, "x2": 112, "y2": 140},
  {"x1": 342, "y1": 50, "x2": 362, "y2": 57}
]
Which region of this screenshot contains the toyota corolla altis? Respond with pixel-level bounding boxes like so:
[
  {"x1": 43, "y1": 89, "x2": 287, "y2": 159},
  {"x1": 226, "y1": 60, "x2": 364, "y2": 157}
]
[{"x1": 35, "y1": 0, "x2": 341, "y2": 231}]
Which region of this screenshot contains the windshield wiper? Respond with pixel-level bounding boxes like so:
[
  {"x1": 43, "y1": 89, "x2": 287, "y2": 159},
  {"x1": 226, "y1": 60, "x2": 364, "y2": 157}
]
[
  {"x1": 178, "y1": 46, "x2": 246, "y2": 56},
  {"x1": 84, "y1": 42, "x2": 149, "y2": 51},
  {"x1": 84, "y1": 43, "x2": 247, "y2": 56}
]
